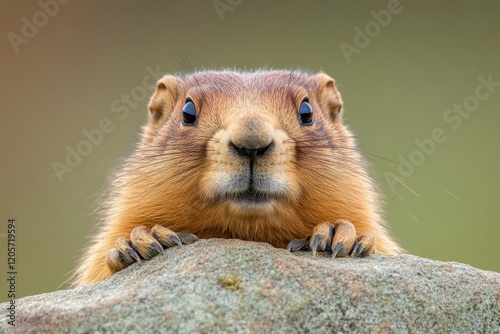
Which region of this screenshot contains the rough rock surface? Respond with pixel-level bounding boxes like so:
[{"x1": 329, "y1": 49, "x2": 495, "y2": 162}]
[{"x1": 1, "y1": 239, "x2": 499, "y2": 333}]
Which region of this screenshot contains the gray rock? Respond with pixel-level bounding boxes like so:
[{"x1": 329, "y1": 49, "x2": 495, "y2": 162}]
[{"x1": 1, "y1": 239, "x2": 499, "y2": 333}]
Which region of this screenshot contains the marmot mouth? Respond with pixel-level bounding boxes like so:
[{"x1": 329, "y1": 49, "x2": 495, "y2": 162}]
[
  {"x1": 234, "y1": 189, "x2": 272, "y2": 202},
  {"x1": 219, "y1": 188, "x2": 286, "y2": 206}
]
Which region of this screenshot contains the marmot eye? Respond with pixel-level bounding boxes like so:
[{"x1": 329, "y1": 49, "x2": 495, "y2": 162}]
[
  {"x1": 298, "y1": 100, "x2": 313, "y2": 125},
  {"x1": 182, "y1": 100, "x2": 197, "y2": 126}
]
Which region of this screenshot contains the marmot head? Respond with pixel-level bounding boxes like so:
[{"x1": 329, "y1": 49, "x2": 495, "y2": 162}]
[{"x1": 118, "y1": 70, "x2": 378, "y2": 246}]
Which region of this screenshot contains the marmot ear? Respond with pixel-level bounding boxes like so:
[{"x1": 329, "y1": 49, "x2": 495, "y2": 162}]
[
  {"x1": 314, "y1": 73, "x2": 343, "y2": 123},
  {"x1": 148, "y1": 75, "x2": 181, "y2": 123}
]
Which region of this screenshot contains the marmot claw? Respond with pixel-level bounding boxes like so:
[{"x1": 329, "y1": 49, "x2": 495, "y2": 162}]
[
  {"x1": 287, "y1": 221, "x2": 375, "y2": 258},
  {"x1": 105, "y1": 225, "x2": 198, "y2": 274}
]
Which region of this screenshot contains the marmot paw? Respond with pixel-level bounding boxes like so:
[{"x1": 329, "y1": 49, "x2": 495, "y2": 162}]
[
  {"x1": 105, "y1": 225, "x2": 198, "y2": 273},
  {"x1": 286, "y1": 221, "x2": 375, "y2": 258}
]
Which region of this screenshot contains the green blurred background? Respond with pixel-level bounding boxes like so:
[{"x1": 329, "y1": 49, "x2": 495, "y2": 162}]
[{"x1": 1, "y1": 1, "x2": 499, "y2": 302}]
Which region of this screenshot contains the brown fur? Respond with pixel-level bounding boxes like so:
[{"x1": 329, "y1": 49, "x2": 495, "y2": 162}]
[{"x1": 74, "y1": 70, "x2": 402, "y2": 285}]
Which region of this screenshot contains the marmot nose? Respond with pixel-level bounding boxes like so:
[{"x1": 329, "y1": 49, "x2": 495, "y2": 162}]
[
  {"x1": 228, "y1": 118, "x2": 273, "y2": 158},
  {"x1": 230, "y1": 141, "x2": 272, "y2": 157}
]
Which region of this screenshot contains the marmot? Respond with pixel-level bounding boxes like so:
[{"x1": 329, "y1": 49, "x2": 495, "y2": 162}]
[{"x1": 74, "y1": 70, "x2": 402, "y2": 285}]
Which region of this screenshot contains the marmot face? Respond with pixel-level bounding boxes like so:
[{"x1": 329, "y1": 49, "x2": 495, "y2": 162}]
[{"x1": 127, "y1": 70, "x2": 374, "y2": 244}]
